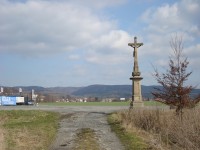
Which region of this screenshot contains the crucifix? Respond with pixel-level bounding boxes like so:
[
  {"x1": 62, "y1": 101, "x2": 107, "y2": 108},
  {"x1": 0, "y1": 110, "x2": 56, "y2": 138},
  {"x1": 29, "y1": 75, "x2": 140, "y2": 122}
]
[{"x1": 128, "y1": 37, "x2": 143, "y2": 109}]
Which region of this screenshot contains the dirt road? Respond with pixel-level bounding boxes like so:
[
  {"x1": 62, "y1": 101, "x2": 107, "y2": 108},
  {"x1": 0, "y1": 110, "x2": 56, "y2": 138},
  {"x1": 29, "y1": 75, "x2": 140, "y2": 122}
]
[
  {"x1": 49, "y1": 111, "x2": 124, "y2": 150},
  {"x1": 1, "y1": 105, "x2": 127, "y2": 150}
]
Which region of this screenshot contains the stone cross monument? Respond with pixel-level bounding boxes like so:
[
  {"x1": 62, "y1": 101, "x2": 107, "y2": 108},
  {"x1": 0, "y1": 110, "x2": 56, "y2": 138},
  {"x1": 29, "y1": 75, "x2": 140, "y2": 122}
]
[{"x1": 128, "y1": 37, "x2": 143, "y2": 108}]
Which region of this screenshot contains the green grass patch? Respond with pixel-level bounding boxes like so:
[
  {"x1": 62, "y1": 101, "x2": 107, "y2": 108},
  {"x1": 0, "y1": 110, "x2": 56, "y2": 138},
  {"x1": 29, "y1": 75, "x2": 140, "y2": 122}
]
[
  {"x1": 107, "y1": 113, "x2": 150, "y2": 150},
  {"x1": 40, "y1": 101, "x2": 166, "y2": 107},
  {"x1": 40, "y1": 101, "x2": 130, "y2": 106},
  {"x1": 144, "y1": 101, "x2": 166, "y2": 106},
  {"x1": 0, "y1": 110, "x2": 59, "y2": 150}
]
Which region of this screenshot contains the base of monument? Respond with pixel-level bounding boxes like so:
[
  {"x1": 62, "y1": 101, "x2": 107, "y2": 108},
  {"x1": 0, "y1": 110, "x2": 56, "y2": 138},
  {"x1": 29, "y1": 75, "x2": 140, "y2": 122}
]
[
  {"x1": 129, "y1": 101, "x2": 144, "y2": 109},
  {"x1": 132, "y1": 101, "x2": 144, "y2": 107}
]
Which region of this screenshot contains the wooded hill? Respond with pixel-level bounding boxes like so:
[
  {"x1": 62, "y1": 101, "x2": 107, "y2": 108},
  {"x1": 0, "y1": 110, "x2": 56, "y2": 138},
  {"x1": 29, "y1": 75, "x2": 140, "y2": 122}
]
[{"x1": 2, "y1": 85, "x2": 200, "y2": 99}]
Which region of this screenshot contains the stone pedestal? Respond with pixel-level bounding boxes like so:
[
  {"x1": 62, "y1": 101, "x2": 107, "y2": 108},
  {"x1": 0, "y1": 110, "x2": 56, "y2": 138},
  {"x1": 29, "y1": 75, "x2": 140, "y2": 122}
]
[{"x1": 130, "y1": 76, "x2": 144, "y2": 107}]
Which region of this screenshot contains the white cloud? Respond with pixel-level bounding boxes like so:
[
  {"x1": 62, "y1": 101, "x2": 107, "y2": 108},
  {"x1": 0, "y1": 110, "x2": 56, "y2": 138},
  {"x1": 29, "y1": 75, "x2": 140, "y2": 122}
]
[
  {"x1": 68, "y1": 54, "x2": 80, "y2": 60},
  {"x1": 140, "y1": 0, "x2": 200, "y2": 62},
  {"x1": 65, "y1": 0, "x2": 127, "y2": 9},
  {"x1": 0, "y1": 1, "x2": 116, "y2": 54},
  {"x1": 185, "y1": 44, "x2": 200, "y2": 71},
  {"x1": 86, "y1": 30, "x2": 132, "y2": 64},
  {"x1": 0, "y1": 0, "x2": 131, "y2": 65},
  {"x1": 141, "y1": 3, "x2": 185, "y2": 34},
  {"x1": 141, "y1": 0, "x2": 200, "y2": 35},
  {"x1": 137, "y1": 0, "x2": 200, "y2": 87},
  {"x1": 90, "y1": 30, "x2": 131, "y2": 53}
]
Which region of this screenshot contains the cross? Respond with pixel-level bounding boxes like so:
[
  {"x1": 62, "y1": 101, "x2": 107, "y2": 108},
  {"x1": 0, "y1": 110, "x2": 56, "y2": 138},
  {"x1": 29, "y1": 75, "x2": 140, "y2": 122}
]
[
  {"x1": 128, "y1": 37, "x2": 143, "y2": 76},
  {"x1": 128, "y1": 37, "x2": 143, "y2": 57},
  {"x1": 128, "y1": 37, "x2": 144, "y2": 109}
]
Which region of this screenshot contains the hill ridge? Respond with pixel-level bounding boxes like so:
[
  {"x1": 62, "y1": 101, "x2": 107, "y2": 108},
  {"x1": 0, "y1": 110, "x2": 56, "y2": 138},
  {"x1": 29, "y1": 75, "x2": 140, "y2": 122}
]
[{"x1": 1, "y1": 84, "x2": 199, "y2": 98}]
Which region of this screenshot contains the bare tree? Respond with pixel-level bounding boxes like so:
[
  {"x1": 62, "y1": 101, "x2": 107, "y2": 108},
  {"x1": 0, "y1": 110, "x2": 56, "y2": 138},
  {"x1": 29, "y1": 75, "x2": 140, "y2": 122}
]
[{"x1": 152, "y1": 35, "x2": 200, "y2": 117}]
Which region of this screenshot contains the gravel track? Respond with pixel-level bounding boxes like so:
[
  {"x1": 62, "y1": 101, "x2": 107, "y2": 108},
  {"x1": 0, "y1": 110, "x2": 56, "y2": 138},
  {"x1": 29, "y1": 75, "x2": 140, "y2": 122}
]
[
  {"x1": 49, "y1": 111, "x2": 124, "y2": 150},
  {"x1": 1, "y1": 105, "x2": 127, "y2": 150}
]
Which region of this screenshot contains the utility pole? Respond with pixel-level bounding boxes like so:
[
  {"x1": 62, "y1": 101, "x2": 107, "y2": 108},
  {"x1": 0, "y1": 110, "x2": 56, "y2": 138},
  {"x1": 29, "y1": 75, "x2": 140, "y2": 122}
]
[{"x1": 128, "y1": 37, "x2": 143, "y2": 109}]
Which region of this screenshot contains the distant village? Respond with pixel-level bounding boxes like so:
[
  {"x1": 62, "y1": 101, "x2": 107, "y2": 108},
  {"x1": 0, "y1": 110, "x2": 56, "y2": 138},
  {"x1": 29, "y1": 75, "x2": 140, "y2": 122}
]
[{"x1": 0, "y1": 87, "x2": 129, "y2": 106}]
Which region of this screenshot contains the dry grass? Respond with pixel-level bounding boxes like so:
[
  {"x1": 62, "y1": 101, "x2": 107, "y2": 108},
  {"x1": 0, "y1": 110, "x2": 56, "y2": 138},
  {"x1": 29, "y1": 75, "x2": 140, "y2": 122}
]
[
  {"x1": 108, "y1": 113, "x2": 150, "y2": 150},
  {"x1": 74, "y1": 128, "x2": 100, "y2": 150},
  {"x1": 0, "y1": 123, "x2": 5, "y2": 150},
  {"x1": 117, "y1": 107, "x2": 200, "y2": 150},
  {"x1": 0, "y1": 110, "x2": 59, "y2": 150}
]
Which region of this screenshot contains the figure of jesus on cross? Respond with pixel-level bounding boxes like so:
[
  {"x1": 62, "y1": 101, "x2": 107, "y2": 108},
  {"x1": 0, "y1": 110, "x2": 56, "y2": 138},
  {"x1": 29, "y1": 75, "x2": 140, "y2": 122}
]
[{"x1": 128, "y1": 37, "x2": 143, "y2": 76}]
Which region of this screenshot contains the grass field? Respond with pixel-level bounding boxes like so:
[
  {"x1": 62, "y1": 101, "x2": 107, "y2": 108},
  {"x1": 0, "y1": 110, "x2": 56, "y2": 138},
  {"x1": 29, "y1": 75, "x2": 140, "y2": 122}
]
[
  {"x1": 39, "y1": 101, "x2": 166, "y2": 107},
  {"x1": 40, "y1": 101, "x2": 130, "y2": 106},
  {"x1": 0, "y1": 110, "x2": 59, "y2": 150}
]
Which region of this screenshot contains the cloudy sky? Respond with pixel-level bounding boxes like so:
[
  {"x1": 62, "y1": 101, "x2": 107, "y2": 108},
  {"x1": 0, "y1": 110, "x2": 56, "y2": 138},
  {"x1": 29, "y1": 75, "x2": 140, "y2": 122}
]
[{"x1": 0, "y1": 0, "x2": 199, "y2": 87}]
